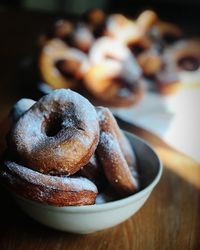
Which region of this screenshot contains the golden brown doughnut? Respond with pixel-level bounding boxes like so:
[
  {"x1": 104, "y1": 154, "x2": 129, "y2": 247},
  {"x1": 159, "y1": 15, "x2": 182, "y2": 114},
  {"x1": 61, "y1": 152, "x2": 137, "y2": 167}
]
[
  {"x1": 1, "y1": 161, "x2": 97, "y2": 206},
  {"x1": 9, "y1": 89, "x2": 99, "y2": 175},
  {"x1": 39, "y1": 39, "x2": 88, "y2": 89},
  {"x1": 96, "y1": 107, "x2": 139, "y2": 196}
]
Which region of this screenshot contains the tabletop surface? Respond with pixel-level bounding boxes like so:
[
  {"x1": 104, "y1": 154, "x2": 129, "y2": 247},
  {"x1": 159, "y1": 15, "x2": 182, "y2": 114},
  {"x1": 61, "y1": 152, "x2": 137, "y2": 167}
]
[{"x1": 0, "y1": 8, "x2": 200, "y2": 250}]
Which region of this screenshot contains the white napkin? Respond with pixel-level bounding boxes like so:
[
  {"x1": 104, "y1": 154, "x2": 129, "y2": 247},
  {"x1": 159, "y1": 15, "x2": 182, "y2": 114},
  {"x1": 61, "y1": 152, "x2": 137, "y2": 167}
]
[{"x1": 111, "y1": 87, "x2": 200, "y2": 163}]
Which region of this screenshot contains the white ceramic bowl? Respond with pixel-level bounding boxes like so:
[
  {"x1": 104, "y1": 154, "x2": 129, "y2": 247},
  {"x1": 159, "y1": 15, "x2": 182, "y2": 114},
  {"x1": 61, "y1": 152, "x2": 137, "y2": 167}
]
[{"x1": 14, "y1": 132, "x2": 162, "y2": 234}]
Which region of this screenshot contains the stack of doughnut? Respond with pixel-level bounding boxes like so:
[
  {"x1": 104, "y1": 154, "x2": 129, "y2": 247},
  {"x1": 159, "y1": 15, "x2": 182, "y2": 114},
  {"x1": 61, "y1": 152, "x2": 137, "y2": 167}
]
[
  {"x1": 0, "y1": 89, "x2": 139, "y2": 206},
  {"x1": 38, "y1": 9, "x2": 199, "y2": 104}
]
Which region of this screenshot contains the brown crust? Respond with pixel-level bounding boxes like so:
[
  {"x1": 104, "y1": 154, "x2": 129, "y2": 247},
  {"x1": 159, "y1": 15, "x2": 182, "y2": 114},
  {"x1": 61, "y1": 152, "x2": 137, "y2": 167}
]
[
  {"x1": 96, "y1": 107, "x2": 139, "y2": 196},
  {"x1": 1, "y1": 161, "x2": 98, "y2": 206}
]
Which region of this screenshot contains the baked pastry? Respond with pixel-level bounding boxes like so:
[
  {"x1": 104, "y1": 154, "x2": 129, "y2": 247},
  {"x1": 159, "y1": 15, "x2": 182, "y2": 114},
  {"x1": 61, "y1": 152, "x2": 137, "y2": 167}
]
[
  {"x1": 39, "y1": 39, "x2": 88, "y2": 90},
  {"x1": 1, "y1": 161, "x2": 98, "y2": 206},
  {"x1": 8, "y1": 89, "x2": 99, "y2": 175},
  {"x1": 1, "y1": 90, "x2": 140, "y2": 206},
  {"x1": 96, "y1": 107, "x2": 139, "y2": 196}
]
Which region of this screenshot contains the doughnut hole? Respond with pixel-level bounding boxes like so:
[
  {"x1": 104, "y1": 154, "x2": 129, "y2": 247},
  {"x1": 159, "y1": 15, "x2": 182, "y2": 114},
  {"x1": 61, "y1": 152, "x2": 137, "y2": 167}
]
[
  {"x1": 44, "y1": 114, "x2": 64, "y2": 137},
  {"x1": 177, "y1": 55, "x2": 200, "y2": 71},
  {"x1": 55, "y1": 59, "x2": 81, "y2": 80}
]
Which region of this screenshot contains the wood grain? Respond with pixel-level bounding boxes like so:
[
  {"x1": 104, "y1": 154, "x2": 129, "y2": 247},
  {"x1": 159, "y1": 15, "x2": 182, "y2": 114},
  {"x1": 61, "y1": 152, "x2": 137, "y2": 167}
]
[{"x1": 0, "y1": 9, "x2": 200, "y2": 250}]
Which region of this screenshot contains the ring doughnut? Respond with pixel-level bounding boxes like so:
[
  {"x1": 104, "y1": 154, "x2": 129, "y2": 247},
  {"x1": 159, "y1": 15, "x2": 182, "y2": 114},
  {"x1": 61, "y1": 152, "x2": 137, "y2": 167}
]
[
  {"x1": 9, "y1": 89, "x2": 99, "y2": 175},
  {"x1": 39, "y1": 39, "x2": 88, "y2": 89},
  {"x1": 1, "y1": 161, "x2": 97, "y2": 206},
  {"x1": 96, "y1": 107, "x2": 139, "y2": 196}
]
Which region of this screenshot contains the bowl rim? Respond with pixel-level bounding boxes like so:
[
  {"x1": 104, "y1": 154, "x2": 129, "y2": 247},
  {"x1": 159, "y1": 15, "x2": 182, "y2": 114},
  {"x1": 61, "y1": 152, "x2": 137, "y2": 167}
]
[{"x1": 16, "y1": 132, "x2": 163, "y2": 213}]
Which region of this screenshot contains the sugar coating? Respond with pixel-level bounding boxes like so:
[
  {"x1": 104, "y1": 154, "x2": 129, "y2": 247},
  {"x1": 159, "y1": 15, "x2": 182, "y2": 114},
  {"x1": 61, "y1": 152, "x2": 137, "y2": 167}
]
[
  {"x1": 3, "y1": 161, "x2": 98, "y2": 193},
  {"x1": 9, "y1": 89, "x2": 99, "y2": 174}
]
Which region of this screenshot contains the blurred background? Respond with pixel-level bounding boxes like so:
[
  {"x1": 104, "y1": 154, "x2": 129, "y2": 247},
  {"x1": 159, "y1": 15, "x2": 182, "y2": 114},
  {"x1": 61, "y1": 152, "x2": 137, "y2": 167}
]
[{"x1": 0, "y1": 0, "x2": 199, "y2": 162}]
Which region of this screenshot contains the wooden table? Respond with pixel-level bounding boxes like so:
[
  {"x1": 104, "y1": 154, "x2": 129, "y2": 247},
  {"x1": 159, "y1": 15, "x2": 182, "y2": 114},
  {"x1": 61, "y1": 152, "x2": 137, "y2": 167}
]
[{"x1": 0, "y1": 9, "x2": 200, "y2": 250}]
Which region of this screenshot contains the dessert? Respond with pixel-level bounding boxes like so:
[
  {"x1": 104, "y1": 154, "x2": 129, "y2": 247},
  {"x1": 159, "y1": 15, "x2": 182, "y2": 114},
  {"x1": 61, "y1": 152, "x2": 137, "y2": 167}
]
[
  {"x1": 39, "y1": 39, "x2": 88, "y2": 89},
  {"x1": 8, "y1": 89, "x2": 99, "y2": 175},
  {"x1": 2, "y1": 161, "x2": 97, "y2": 206},
  {"x1": 96, "y1": 107, "x2": 139, "y2": 195},
  {"x1": 1, "y1": 89, "x2": 140, "y2": 206}
]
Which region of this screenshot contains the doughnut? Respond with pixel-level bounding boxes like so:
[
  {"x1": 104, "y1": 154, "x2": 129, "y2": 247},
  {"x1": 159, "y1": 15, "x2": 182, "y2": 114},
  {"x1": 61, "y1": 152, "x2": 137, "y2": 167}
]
[
  {"x1": 1, "y1": 161, "x2": 97, "y2": 206},
  {"x1": 9, "y1": 98, "x2": 36, "y2": 124},
  {"x1": 96, "y1": 107, "x2": 139, "y2": 196},
  {"x1": 39, "y1": 39, "x2": 88, "y2": 89},
  {"x1": 85, "y1": 37, "x2": 143, "y2": 107},
  {"x1": 155, "y1": 67, "x2": 180, "y2": 95},
  {"x1": 84, "y1": 61, "x2": 144, "y2": 107},
  {"x1": 164, "y1": 39, "x2": 200, "y2": 86},
  {"x1": 8, "y1": 89, "x2": 99, "y2": 175}
]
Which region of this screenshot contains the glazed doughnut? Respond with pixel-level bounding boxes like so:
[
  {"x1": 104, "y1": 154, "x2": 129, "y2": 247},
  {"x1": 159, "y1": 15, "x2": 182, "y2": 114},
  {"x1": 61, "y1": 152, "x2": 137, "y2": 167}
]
[
  {"x1": 164, "y1": 39, "x2": 200, "y2": 86},
  {"x1": 96, "y1": 107, "x2": 139, "y2": 196},
  {"x1": 1, "y1": 161, "x2": 97, "y2": 206},
  {"x1": 9, "y1": 89, "x2": 99, "y2": 175},
  {"x1": 9, "y1": 98, "x2": 36, "y2": 124},
  {"x1": 39, "y1": 39, "x2": 88, "y2": 89}
]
